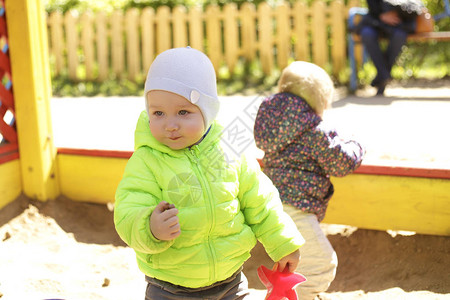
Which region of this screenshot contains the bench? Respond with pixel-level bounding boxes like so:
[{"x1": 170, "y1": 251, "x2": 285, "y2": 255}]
[{"x1": 348, "y1": 1, "x2": 450, "y2": 92}]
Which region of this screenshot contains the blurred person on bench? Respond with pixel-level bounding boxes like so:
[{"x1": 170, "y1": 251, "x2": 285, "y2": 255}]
[{"x1": 357, "y1": 0, "x2": 422, "y2": 95}]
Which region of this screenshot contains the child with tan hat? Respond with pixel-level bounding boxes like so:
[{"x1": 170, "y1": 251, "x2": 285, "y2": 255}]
[
  {"x1": 114, "y1": 47, "x2": 304, "y2": 299},
  {"x1": 254, "y1": 61, "x2": 365, "y2": 300}
]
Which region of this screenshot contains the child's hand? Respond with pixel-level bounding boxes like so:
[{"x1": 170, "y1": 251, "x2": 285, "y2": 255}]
[
  {"x1": 274, "y1": 249, "x2": 300, "y2": 273},
  {"x1": 150, "y1": 201, "x2": 181, "y2": 241}
]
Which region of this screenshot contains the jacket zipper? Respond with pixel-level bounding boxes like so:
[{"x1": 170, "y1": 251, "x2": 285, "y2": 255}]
[{"x1": 187, "y1": 146, "x2": 217, "y2": 282}]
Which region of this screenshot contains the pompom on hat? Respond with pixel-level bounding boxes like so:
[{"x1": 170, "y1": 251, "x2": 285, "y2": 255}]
[{"x1": 144, "y1": 47, "x2": 220, "y2": 129}]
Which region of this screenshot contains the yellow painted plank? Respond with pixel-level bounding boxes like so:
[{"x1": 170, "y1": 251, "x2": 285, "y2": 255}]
[
  {"x1": 323, "y1": 174, "x2": 450, "y2": 236},
  {"x1": 0, "y1": 160, "x2": 22, "y2": 210},
  {"x1": 57, "y1": 155, "x2": 128, "y2": 204},
  {"x1": 6, "y1": 0, "x2": 59, "y2": 201},
  {"x1": 56, "y1": 151, "x2": 450, "y2": 236}
]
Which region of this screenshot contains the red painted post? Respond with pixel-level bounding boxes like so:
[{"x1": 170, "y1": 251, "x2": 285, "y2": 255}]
[{"x1": 0, "y1": 0, "x2": 19, "y2": 164}]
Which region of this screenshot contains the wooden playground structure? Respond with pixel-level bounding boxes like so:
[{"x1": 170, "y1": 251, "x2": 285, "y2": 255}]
[{"x1": 1, "y1": 0, "x2": 449, "y2": 236}]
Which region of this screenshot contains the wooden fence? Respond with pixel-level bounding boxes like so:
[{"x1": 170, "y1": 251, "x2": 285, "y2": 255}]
[{"x1": 47, "y1": 0, "x2": 362, "y2": 82}]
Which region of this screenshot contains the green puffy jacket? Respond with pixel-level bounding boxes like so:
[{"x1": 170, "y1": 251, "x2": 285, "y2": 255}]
[{"x1": 114, "y1": 111, "x2": 304, "y2": 288}]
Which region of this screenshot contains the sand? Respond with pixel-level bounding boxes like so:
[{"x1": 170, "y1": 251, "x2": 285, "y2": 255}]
[{"x1": 1, "y1": 195, "x2": 448, "y2": 300}]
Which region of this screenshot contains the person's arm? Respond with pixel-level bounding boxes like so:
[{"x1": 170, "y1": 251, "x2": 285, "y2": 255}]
[
  {"x1": 114, "y1": 150, "x2": 176, "y2": 254},
  {"x1": 237, "y1": 154, "x2": 305, "y2": 264},
  {"x1": 308, "y1": 121, "x2": 365, "y2": 177},
  {"x1": 380, "y1": 10, "x2": 401, "y2": 26},
  {"x1": 366, "y1": 0, "x2": 401, "y2": 25}
]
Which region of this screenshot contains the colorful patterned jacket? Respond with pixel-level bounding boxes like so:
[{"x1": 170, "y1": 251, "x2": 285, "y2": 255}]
[{"x1": 254, "y1": 93, "x2": 364, "y2": 221}]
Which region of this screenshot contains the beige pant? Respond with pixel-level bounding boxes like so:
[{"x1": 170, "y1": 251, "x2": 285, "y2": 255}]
[{"x1": 284, "y1": 205, "x2": 338, "y2": 300}]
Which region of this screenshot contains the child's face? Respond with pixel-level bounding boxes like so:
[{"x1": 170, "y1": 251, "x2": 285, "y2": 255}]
[{"x1": 147, "y1": 90, "x2": 205, "y2": 150}]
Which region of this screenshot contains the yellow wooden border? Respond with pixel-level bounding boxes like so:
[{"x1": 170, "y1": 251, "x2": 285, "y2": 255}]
[
  {"x1": 6, "y1": 0, "x2": 59, "y2": 201},
  {"x1": 323, "y1": 174, "x2": 450, "y2": 236},
  {"x1": 0, "y1": 159, "x2": 22, "y2": 210},
  {"x1": 57, "y1": 154, "x2": 127, "y2": 204},
  {"x1": 56, "y1": 152, "x2": 450, "y2": 236}
]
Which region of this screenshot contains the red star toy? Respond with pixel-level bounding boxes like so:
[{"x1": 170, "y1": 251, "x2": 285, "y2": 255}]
[{"x1": 257, "y1": 265, "x2": 307, "y2": 300}]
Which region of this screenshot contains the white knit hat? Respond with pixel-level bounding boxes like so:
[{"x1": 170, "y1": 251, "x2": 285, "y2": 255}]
[{"x1": 144, "y1": 47, "x2": 220, "y2": 129}]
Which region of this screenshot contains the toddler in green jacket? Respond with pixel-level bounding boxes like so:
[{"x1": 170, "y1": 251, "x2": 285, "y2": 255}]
[{"x1": 114, "y1": 47, "x2": 304, "y2": 299}]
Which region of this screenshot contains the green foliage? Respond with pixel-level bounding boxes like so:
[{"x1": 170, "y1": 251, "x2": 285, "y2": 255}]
[
  {"x1": 43, "y1": 0, "x2": 355, "y2": 12},
  {"x1": 357, "y1": 40, "x2": 450, "y2": 86},
  {"x1": 217, "y1": 60, "x2": 280, "y2": 95},
  {"x1": 50, "y1": 60, "x2": 279, "y2": 97},
  {"x1": 44, "y1": 0, "x2": 129, "y2": 13},
  {"x1": 123, "y1": 0, "x2": 202, "y2": 10},
  {"x1": 397, "y1": 41, "x2": 450, "y2": 78},
  {"x1": 51, "y1": 75, "x2": 145, "y2": 97}
]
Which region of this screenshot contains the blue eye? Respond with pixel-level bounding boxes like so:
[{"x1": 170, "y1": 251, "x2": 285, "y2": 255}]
[{"x1": 154, "y1": 111, "x2": 163, "y2": 116}]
